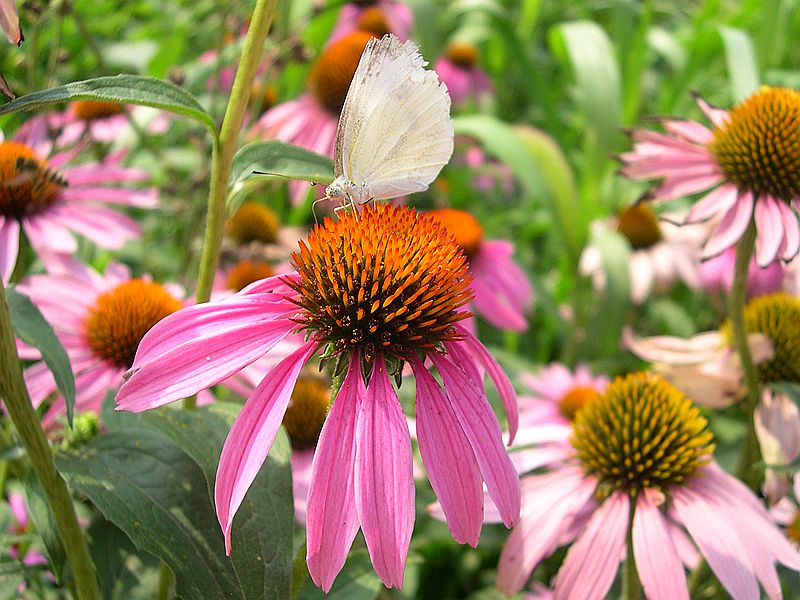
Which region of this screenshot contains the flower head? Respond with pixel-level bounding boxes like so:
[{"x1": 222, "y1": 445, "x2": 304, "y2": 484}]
[
  {"x1": 115, "y1": 204, "x2": 520, "y2": 591},
  {"x1": 497, "y1": 372, "x2": 800, "y2": 599},
  {"x1": 435, "y1": 41, "x2": 493, "y2": 106},
  {"x1": 329, "y1": 1, "x2": 413, "y2": 42},
  {"x1": 0, "y1": 119, "x2": 157, "y2": 282},
  {"x1": 428, "y1": 208, "x2": 533, "y2": 331},
  {"x1": 620, "y1": 87, "x2": 800, "y2": 267}
]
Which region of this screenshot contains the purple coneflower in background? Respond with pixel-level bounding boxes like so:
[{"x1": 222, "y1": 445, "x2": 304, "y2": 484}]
[
  {"x1": 329, "y1": 1, "x2": 413, "y2": 42},
  {"x1": 0, "y1": 118, "x2": 157, "y2": 282},
  {"x1": 435, "y1": 41, "x2": 493, "y2": 106},
  {"x1": 620, "y1": 88, "x2": 800, "y2": 266},
  {"x1": 115, "y1": 204, "x2": 520, "y2": 591}
]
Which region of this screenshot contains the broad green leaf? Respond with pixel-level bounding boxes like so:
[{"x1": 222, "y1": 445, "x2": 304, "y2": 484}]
[
  {"x1": 719, "y1": 27, "x2": 760, "y2": 102},
  {"x1": 452, "y1": 114, "x2": 545, "y2": 198},
  {"x1": 22, "y1": 471, "x2": 67, "y2": 584},
  {"x1": 295, "y1": 550, "x2": 382, "y2": 600},
  {"x1": 0, "y1": 75, "x2": 215, "y2": 135},
  {"x1": 229, "y1": 140, "x2": 335, "y2": 193},
  {"x1": 6, "y1": 287, "x2": 75, "y2": 426},
  {"x1": 549, "y1": 21, "x2": 622, "y2": 154},
  {"x1": 56, "y1": 431, "x2": 243, "y2": 600}
]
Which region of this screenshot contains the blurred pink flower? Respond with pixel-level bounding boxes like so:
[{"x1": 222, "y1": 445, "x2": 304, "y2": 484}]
[
  {"x1": 699, "y1": 246, "x2": 785, "y2": 299},
  {"x1": 496, "y1": 372, "x2": 800, "y2": 599},
  {"x1": 47, "y1": 101, "x2": 169, "y2": 147},
  {"x1": 580, "y1": 204, "x2": 705, "y2": 304},
  {"x1": 460, "y1": 144, "x2": 514, "y2": 194},
  {"x1": 769, "y1": 478, "x2": 800, "y2": 547},
  {"x1": 329, "y1": 1, "x2": 413, "y2": 42},
  {"x1": 755, "y1": 389, "x2": 800, "y2": 504},
  {"x1": 115, "y1": 204, "x2": 520, "y2": 591},
  {"x1": 428, "y1": 208, "x2": 533, "y2": 331},
  {"x1": 620, "y1": 89, "x2": 800, "y2": 267},
  {"x1": 16, "y1": 257, "x2": 184, "y2": 430},
  {"x1": 435, "y1": 41, "x2": 492, "y2": 106},
  {"x1": 0, "y1": 0, "x2": 21, "y2": 45},
  {"x1": 7, "y1": 492, "x2": 48, "y2": 569},
  {"x1": 0, "y1": 118, "x2": 157, "y2": 282}
]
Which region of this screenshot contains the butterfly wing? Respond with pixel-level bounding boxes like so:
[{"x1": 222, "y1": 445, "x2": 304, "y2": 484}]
[{"x1": 334, "y1": 34, "x2": 454, "y2": 199}]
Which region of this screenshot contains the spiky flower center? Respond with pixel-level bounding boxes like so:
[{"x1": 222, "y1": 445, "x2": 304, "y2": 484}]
[
  {"x1": 288, "y1": 204, "x2": 473, "y2": 367},
  {"x1": 225, "y1": 259, "x2": 275, "y2": 292},
  {"x1": 226, "y1": 201, "x2": 279, "y2": 245},
  {"x1": 307, "y1": 31, "x2": 375, "y2": 116},
  {"x1": 559, "y1": 386, "x2": 600, "y2": 420},
  {"x1": 709, "y1": 87, "x2": 800, "y2": 201},
  {"x1": 427, "y1": 208, "x2": 483, "y2": 257},
  {"x1": 282, "y1": 376, "x2": 330, "y2": 450},
  {"x1": 85, "y1": 280, "x2": 182, "y2": 369},
  {"x1": 0, "y1": 141, "x2": 65, "y2": 220},
  {"x1": 616, "y1": 203, "x2": 662, "y2": 250},
  {"x1": 571, "y1": 372, "x2": 715, "y2": 494},
  {"x1": 356, "y1": 7, "x2": 390, "y2": 37},
  {"x1": 73, "y1": 100, "x2": 125, "y2": 121},
  {"x1": 721, "y1": 292, "x2": 800, "y2": 383},
  {"x1": 446, "y1": 41, "x2": 478, "y2": 68}
]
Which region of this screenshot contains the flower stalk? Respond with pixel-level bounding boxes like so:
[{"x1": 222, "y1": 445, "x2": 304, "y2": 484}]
[
  {"x1": 0, "y1": 283, "x2": 102, "y2": 600},
  {"x1": 622, "y1": 499, "x2": 640, "y2": 600},
  {"x1": 187, "y1": 0, "x2": 277, "y2": 410},
  {"x1": 729, "y1": 217, "x2": 762, "y2": 490}
]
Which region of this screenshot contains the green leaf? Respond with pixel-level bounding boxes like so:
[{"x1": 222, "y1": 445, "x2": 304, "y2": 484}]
[
  {"x1": 719, "y1": 26, "x2": 760, "y2": 102},
  {"x1": 768, "y1": 382, "x2": 800, "y2": 407},
  {"x1": 230, "y1": 140, "x2": 335, "y2": 193},
  {"x1": 6, "y1": 287, "x2": 75, "y2": 426},
  {"x1": 295, "y1": 550, "x2": 382, "y2": 600},
  {"x1": 0, "y1": 563, "x2": 25, "y2": 600},
  {"x1": 22, "y1": 471, "x2": 67, "y2": 584},
  {"x1": 0, "y1": 75, "x2": 215, "y2": 136},
  {"x1": 452, "y1": 114, "x2": 545, "y2": 198}
]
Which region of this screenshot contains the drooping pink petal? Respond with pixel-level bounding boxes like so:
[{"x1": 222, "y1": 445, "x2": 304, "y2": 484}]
[
  {"x1": 553, "y1": 491, "x2": 629, "y2": 600},
  {"x1": 431, "y1": 352, "x2": 520, "y2": 528},
  {"x1": 453, "y1": 328, "x2": 518, "y2": 444},
  {"x1": 215, "y1": 341, "x2": 316, "y2": 554},
  {"x1": 702, "y1": 192, "x2": 754, "y2": 259},
  {"x1": 60, "y1": 186, "x2": 158, "y2": 208},
  {"x1": 633, "y1": 493, "x2": 689, "y2": 600},
  {"x1": 0, "y1": 0, "x2": 21, "y2": 45},
  {"x1": 354, "y1": 355, "x2": 414, "y2": 590},
  {"x1": 686, "y1": 184, "x2": 739, "y2": 223},
  {"x1": 410, "y1": 356, "x2": 483, "y2": 546},
  {"x1": 0, "y1": 216, "x2": 19, "y2": 283},
  {"x1": 775, "y1": 200, "x2": 800, "y2": 260},
  {"x1": 306, "y1": 355, "x2": 364, "y2": 592},
  {"x1": 754, "y1": 196, "x2": 785, "y2": 267},
  {"x1": 672, "y1": 486, "x2": 758, "y2": 599},
  {"x1": 755, "y1": 390, "x2": 800, "y2": 504}
]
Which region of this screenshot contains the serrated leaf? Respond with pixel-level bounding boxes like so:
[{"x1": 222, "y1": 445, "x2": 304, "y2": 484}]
[
  {"x1": 452, "y1": 114, "x2": 545, "y2": 198},
  {"x1": 295, "y1": 550, "x2": 381, "y2": 600},
  {"x1": 230, "y1": 140, "x2": 335, "y2": 193},
  {"x1": 56, "y1": 431, "x2": 243, "y2": 600},
  {"x1": 6, "y1": 287, "x2": 75, "y2": 426},
  {"x1": 719, "y1": 26, "x2": 760, "y2": 102},
  {"x1": 0, "y1": 75, "x2": 215, "y2": 135}
]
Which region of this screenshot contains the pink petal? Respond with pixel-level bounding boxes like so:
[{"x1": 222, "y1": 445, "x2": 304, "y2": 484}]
[
  {"x1": 454, "y1": 328, "x2": 519, "y2": 444},
  {"x1": 431, "y1": 352, "x2": 520, "y2": 528},
  {"x1": 215, "y1": 340, "x2": 316, "y2": 554},
  {"x1": 47, "y1": 204, "x2": 140, "y2": 249},
  {"x1": 686, "y1": 184, "x2": 739, "y2": 223},
  {"x1": 410, "y1": 357, "x2": 483, "y2": 546},
  {"x1": 633, "y1": 494, "x2": 689, "y2": 600},
  {"x1": 0, "y1": 0, "x2": 21, "y2": 45},
  {"x1": 703, "y1": 192, "x2": 754, "y2": 259},
  {"x1": 60, "y1": 186, "x2": 158, "y2": 208},
  {"x1": 553, "y1": 491, "x2": 629, "y2": 600},
  {"x1": 776, "y1": 200, "x2": 800, "y2": 260},
  {"x1": 354, "y1": 355, "x2": 414, "y2": 590},
  {"x1": 672, "y1": 486, "x2": 758, "y2": 599},
  {"x1": 117, "y1": 298, "x2": 298, "y2": 412},
  {"x1": 0, "y1": 217, "x2": 19, "y2": 284},
  {"x1": 306, "y1": 356, "x2": 364, "y2": 592},
  {"x1": 754, "y1": 197, "x2": 785, "y2": 267}
]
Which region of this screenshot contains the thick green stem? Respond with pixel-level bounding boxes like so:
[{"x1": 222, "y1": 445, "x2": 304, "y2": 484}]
[
  {"x1": 622, "y1": 499, "x2": 640, "y2": 600},
  {"x1": 729, "y1": 218, "x2": 762, "y2": 490},
  {"x1": 0, "y1": 284, "x2": 102, "y2": 600},
  {"x1": 185, "y1": 0, "x2": 278, "y2": 410}
]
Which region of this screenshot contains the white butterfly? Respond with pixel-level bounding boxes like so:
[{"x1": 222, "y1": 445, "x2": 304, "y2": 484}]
[{"x1": 324, "y1": 33, "x2": 454, "y2": 208}]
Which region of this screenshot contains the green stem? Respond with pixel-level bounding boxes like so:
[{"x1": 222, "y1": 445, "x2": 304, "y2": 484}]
[
  {"x1": 157, "y1": 561, "x2": 174, "y2": 600},
  {"x1": 729, "y1": 218, "x2": 762, "y2": 490},
  {"x1": 0, "y1": 284, "x2": 102, "y2": 600},
  {"x1": 621, "y1": 499, "x2": 640, "y2": 600},
  {"x1": 687, "y1": 560, "x2": 714, "y2": 598},
  {"x1": 186, "y1": 0, "x2": 278, "y2": 411}
]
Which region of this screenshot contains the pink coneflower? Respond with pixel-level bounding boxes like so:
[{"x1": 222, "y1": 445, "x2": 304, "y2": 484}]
[
  {"x1": 620, "y1": 88, "x2": 800, "y2": 267},
  {"x1": 329, "y1": 1, "x2": 413, "y2": 42},
  {"x1": 497, "y1": 372, "x2": 800, "y2": 599},
  {"x1": 16, "y1": 257, "x2": 183, "y2": 430},
  {"x1": 47, "y1": 101, "x2": 169, "y2": 147},
  {"x1": 580, "y1": 203, "x2": 705, "y2": 304},
  {"x1": 427, "y1": 208, "x2": 533, "y2": 331},
  {"x1": 0, "y1": 119, "x2": 157, "y2": 282},
  {"x1": 435, "y1": 41, "x2": 492, "y2": 106},
  {"x1": 115, "y1": 204, "x2": 520, "y2": 591},
  {"x1": 0, "y1": 0, "x2": 21, "y2": 45},
  {"x1": 249, "y1": 31, "x2": 376, "y2": 204},
  {"x1": 699, "y1": 246, "x2": 785, "y2": 300}
]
